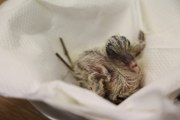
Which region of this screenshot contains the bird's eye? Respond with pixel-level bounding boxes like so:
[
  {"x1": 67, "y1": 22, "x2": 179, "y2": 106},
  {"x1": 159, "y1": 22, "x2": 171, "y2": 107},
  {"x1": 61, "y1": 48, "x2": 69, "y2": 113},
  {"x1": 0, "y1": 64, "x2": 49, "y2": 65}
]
[{"x1": 119, "y1": 53, "x2": 134, "y2": 65}]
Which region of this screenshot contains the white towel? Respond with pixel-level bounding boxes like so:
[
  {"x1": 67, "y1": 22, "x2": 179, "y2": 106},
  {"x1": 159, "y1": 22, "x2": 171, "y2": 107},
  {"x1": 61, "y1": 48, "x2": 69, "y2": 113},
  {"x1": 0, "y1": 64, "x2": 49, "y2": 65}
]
[{"x1": 0, "y1": 0, "x2": 180, "y2": 119}]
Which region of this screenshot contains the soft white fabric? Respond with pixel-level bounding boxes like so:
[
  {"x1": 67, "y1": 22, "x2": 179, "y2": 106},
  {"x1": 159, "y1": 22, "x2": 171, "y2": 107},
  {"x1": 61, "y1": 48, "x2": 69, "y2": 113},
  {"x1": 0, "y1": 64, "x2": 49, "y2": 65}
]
[{"x1": 0, "y1": 0, "x2": 180, "y2": 119}]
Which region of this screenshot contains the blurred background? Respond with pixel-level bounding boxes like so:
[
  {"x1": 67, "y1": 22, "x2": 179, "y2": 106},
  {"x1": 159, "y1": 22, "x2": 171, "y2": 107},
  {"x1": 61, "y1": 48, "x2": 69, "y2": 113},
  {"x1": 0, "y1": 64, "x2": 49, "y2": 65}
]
[{"x1": 0, "y1": 0, "x2": 4, "y2": 4}]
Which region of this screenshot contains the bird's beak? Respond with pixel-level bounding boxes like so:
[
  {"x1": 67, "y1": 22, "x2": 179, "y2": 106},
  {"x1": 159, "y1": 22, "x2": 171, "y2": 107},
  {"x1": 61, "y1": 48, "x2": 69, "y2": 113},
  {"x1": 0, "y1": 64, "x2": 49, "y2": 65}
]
[{"x1": 129, "y1": 61, "x2": 140, "y2": 73}]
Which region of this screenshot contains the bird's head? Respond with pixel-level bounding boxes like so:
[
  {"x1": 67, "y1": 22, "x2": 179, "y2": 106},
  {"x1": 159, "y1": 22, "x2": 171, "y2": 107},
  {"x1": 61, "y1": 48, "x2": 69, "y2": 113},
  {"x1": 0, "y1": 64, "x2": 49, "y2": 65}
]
[{"x1": 106, "y1": 35, "x2": 140, "y2": 73}]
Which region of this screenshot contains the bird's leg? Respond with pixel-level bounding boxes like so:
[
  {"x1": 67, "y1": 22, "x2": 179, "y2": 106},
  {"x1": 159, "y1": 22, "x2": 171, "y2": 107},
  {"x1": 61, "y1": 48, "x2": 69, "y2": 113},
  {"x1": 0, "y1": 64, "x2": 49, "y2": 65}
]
[
  {"x1": 87, "y1": 64, "x2": 112, "y2": 96},
  {"x1": 55, "y1": 37, "x2": 73, "y2": 71},
  {"x1": 88, "y1": 72, "x2": 106, "y2": 96},
  {"x1": 131, "y1": 30, "x2": 146, "y2": 57}
]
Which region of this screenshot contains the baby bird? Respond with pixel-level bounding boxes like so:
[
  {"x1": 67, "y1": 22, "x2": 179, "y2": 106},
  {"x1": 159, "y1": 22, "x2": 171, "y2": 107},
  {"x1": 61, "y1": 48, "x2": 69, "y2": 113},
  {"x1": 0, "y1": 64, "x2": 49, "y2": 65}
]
[{"x1": 56, "y1": 31, "x2": 145, "y2": 104}]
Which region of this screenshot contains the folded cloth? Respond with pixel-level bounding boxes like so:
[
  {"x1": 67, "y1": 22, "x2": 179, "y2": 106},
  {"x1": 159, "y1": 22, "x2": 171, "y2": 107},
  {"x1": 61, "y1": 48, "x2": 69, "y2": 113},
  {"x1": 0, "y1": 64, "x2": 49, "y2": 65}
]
[{"x1": 0, "y1": 0, "x2": 180, "y2": 119}]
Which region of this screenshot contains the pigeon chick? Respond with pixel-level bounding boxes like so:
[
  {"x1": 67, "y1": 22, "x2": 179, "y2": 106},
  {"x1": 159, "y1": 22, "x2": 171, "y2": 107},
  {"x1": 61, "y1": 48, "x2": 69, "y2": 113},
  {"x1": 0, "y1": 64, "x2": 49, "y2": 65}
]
[{"x1": 56, "y1": 31, "x2": 145, "y2": 104}]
